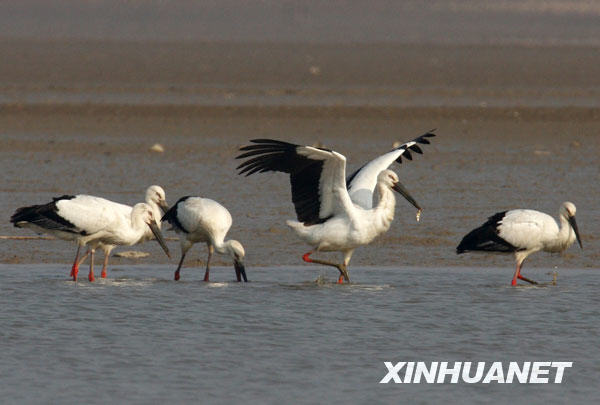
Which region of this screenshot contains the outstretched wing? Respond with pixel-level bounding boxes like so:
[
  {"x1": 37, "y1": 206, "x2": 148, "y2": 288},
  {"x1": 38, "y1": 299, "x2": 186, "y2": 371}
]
[
  {"x1": 236, "y1": 139, "x2": 353, "y2": 225},
  {"x1": 347, "y1": 130, "x2": 435, "y2": 209}
]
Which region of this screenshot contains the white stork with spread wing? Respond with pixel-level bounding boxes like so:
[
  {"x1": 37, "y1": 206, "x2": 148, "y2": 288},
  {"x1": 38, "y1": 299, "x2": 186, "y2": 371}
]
[{"x1": 236, "y1": 131, "x2": 435, "y2": 283}]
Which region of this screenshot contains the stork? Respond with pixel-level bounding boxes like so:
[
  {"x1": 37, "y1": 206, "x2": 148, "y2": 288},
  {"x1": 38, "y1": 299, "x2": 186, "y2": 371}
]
[
  {"x1": 456, "y1": 202, "x2": 583, "y2": 285},
  {"x1": 161, "y1": 196, "x2": 247, "y2": 282},
  {"x1": 236, "y1": 131, "x2": 435, "y2": 283},
  {"x1": 78, "y1": 185, "x2": 169, "y2": 280},
  {"x1": 10, "y1": 186, "x2": 170, "y2": 281}
]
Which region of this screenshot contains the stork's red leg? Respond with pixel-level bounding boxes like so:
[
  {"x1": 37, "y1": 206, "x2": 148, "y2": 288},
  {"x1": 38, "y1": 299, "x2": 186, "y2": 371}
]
[
  {"x1": 517, "y1": 273, "x2": 538, "y2": 285},
  {"x1": 174, "y1": 252, "x2": 186, "y2": 281},
  {"x1": 302, "y1": 252, "x2": 313, "y2": 263},
  {"x1": 70, "y1": 246, "x2": 81, "y2": 278},
  {"x1": 511, "y1": 264, "x2": 519, "y2": 286},
  {"x1": 71, "y1": 247, "x2": 90, "y2": 281},
  {"x1": 512, "y1": 261, "x2": 537, "y2": 285},
  {"x1": 204, "y1": 245, "x2": 213, "y2": 282},
  {"x1": 88, "y1": 249, "x2": 95, "y2": 282},
  {"x1": 303, "y1": 251, "x2": 350, "y2": 283},
  {"x1": 101, "y1": 252, "x2": 109, "y2": 278}
]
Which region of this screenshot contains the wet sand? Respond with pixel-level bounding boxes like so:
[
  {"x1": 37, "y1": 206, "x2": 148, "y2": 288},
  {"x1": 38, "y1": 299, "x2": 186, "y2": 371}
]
[
  {"x1": 2, "y1": 40, "x2": 600, "y2": 107},
  {"x1": 1, "y1": 40, "x2": 598, "y2": 270}
]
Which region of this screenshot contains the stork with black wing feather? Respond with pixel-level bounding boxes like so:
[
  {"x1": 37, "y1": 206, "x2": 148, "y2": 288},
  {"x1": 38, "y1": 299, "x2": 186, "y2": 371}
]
[{"x1": 236, "y1": 131, "x2": 435, "y2": 283}]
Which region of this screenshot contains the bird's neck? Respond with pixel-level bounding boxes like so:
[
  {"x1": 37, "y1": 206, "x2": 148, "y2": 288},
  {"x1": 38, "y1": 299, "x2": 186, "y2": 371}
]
[
  {"x1": 126, "y1": 215, "x2": 149, "y2": 243},
  {"x1": 556, "y1": 215, "x2": 575, "y2": 250},
  {"x1": 372, "y1": 183, "x2": 395, "y2": 230},
  {"x1": 213, "y1": 239, "x2": 230, "y2": 256},
  {"x1": 148, "y1": 203, "x2": 162, "y2": 230}
]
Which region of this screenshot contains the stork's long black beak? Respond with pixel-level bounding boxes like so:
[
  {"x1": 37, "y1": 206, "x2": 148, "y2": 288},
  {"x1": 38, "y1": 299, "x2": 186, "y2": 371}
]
[
  {"x1": 148, "y1": 220, "x2": 171, "y2": 258},
  {"x1": 392, "y1": 181, "x2": 422, "y2": 220},
  {"x1": 234, "y1": 260, "x2": 248, "y2": 282},
  {"x1": 158, "y1": 200, "x2": 170, "y2": 215},
  {"x1": 568, "y1": 216, "x2": 583, "y2": 249}
]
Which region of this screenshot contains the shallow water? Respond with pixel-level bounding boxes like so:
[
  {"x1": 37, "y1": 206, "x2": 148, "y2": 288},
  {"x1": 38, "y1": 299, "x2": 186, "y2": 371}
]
[
  {"x1": 2, "y1": 264, "x2": 600, "y2": 403},
  {"x1": 1, "y1": 5, "x2": 599, "y2": 402}
]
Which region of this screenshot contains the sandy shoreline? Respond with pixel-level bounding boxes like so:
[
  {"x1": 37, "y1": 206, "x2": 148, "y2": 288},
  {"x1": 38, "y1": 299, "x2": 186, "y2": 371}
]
[
  {"x1": 2, "y1": 104, "x2": 597, "y2": 268},
  {"x1": 1, "y1": 39, "x2": 598, "y2": 269},
  {"x1": 2, "y1": 39, "x2": 600, "y2": 108},
  {"x1": 2, "y1": 103, "x2": 600, "y2": 119}
]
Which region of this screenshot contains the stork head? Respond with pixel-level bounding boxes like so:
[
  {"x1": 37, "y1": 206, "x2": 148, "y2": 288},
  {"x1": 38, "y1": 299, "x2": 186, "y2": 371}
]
[
  {"x1": 133, "y1": 203, "x2": 171, "y2": 258},
  {"x1": 560, "y1": 201, "x2": 582, "y2": 249},
  {"x1": 561, "y1": 201, "x2": 576, "y2": 218},
  {"x1": 378, "y1": 169, "x2": 399, "y2": 188},
  {"x1": 226, "y1": 240, "x2": 248, "y2": 282},
  {"x1": 146, "y1": 185, "x2": 169, "y2": 214},
  {"x1": 378, "y1": 169, "x2": 422, "y2": 219}
]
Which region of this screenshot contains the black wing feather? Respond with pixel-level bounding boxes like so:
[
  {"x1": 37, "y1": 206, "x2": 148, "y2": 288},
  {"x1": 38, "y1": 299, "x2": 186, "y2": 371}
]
[
  {"x1": 345, "y1": 130, "x2": 436, "y2": 185},
  {"x1": 394, "y1": 130, "x2": 436, "y2": 164},
  {"x1": 10, "y1": 195, "x2": 86, "y2": 235},
  {"x1": 456, "y1": 211, "x2": 517, "y2": 254},
  {"x1": 161, "y1": 196, "x2": 191, "y2": 233},
  {"x1": 236, "y1": 139, "x2": 327, "y2": 225},
  {"x1": 409, "y1": 144, "x2": 423, "y2": 154}
]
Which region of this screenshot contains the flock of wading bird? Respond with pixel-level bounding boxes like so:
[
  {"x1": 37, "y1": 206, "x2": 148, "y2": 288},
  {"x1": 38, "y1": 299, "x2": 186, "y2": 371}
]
[{"x1": 10, "y1": 131, "x2": 583, "y2": 286}]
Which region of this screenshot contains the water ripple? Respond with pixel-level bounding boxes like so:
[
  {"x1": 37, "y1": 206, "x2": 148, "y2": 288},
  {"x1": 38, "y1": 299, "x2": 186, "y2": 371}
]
[{"x1": 1, "y1": 264, "x2": 599, "y2": 403}]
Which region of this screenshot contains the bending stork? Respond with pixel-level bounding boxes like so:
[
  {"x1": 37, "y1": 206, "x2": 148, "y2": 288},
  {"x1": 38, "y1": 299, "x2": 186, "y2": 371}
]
[
  {"x1": 77, "y1": 185, "x2": 169, "y2": 280},
  {"x1": 11, "y1": 186, "x2": 170, "y2": 281},
  {"x1": 161, "y1": 196, "x2": 247, "y2": 282}
]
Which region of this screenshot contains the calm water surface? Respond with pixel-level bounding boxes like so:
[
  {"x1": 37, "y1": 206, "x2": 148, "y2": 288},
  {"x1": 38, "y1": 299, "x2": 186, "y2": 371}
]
[{"x1": 1, "y1": 264, "x2": 599, "y2": 404}]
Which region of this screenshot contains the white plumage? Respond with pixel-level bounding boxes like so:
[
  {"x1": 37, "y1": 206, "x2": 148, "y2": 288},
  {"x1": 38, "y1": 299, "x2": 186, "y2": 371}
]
[
  {"x1": 457, "y1": 202, "x2": 583, "y2": 285},
  {"x1": 11, "y1": 186, "x2": 170, "y2": 281},
  {"x1": 162, "y1": 196, "x2": 247, "y2": 282},
  {"x1": 84, "y1": 185, "x2": 169, "y2": 280},
  {"x1": 347, "y1": 139, "x2": 426, "y2": 210},
  {"x1": 236, "y1": 132, "x2": 435, "y2": 283}
]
